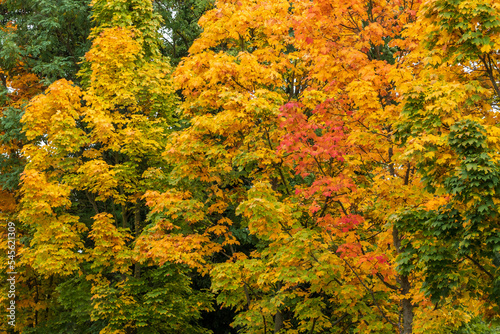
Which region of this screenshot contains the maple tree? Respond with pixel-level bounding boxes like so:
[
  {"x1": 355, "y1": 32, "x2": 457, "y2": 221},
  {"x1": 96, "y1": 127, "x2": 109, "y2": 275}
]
[
  {"x1": 8, "y1": 0, "x2": 214, "y2": 333},
  {"x1": 0, "y1": 1, "x2": 96, "y2": 330},
  {"x1": 142, "y1": 0, "x2": 500, "y2": 332},
  {"x1": 0, "y1": 68, "x2": 44, "y2": 333},
  {"x1": 392, "y1": 0, "x2": 500, "y2": 325},
  {"x1": 0, "y1": 4, "x2": 61, "y2": 330},
  {"x1": 140, "y1": 0, "x2": 427, "y2": 332}
]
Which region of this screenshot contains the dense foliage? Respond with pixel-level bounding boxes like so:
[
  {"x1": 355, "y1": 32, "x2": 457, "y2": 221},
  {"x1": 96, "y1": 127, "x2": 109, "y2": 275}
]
[{"x1": 1, "y1": 0, "x2": 500, "y2": 333}]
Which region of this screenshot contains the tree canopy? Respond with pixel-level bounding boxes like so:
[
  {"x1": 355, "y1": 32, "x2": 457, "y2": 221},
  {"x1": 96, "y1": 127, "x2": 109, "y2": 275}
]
[{"x1": 1, "y1": 0, "x2": 500, "y2": 333}]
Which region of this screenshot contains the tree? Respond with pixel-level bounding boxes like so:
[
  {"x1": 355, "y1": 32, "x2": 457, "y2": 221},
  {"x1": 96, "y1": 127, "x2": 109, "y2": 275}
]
[
  {"x1": 16, "y1": 0, "x2": 212, "y2": 332},
  {"x1": 0, "y1": 0, "x2": 92, "y2": 84},
  {"x1": 393, "y1": 0, "x2": 500, "y2": 324},
  {"x1": 138, "y1": 0, "x2": 477, "y2": 332}
]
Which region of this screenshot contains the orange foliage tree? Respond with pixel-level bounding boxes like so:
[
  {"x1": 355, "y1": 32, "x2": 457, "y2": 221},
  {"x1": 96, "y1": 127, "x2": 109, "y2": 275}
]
[
  {"x1": 140, "y1": 0, "x2": 500, "y2": 332},
  {"x1": 135, "y1": 0, "x2": 475, "y2": 332},
  {"x1": 15, "y1": 0, "x2": 212, "y2": 332}
]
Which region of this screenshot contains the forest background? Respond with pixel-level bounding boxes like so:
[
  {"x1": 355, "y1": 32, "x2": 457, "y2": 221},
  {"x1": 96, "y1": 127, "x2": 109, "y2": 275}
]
[{"x1": 1, "y1": 0, "x2": 500, "y2": 333}]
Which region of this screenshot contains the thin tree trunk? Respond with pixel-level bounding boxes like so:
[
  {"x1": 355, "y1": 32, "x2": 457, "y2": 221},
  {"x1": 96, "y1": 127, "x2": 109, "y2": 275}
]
[
  {"x1": 393, "y1": 226, "x2": 413, "y2": 334},
  {"x1": 391, "y1": 153, "x2": 414, "y2": 334},
  {"x1": 274, "y1": 310, "x2": 284, "y2": 333},
  {"x1": 401, "y1": 275, "x2": 414, "y2": 334},
  {"x1": 134, "y1": 203, "x2": 141, "y2": 279},
  {"x1": 274, "y1": 282, "x2": 284, "y2": 333}
]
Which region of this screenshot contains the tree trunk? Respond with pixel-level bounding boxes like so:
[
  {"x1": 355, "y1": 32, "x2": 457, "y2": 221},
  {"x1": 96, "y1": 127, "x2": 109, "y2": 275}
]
[
  {"x1": 274, "y1": 310, "x2": 284, "y2": 333},
  {"x1": 401, "y1": 274, "x2": 414, "y2": 334},
  {"x1": 134, "y1": 204, "x2": 141, "y2": 279},
  {"x1": 393, "y1": 226, "x2": 413, "y2": 334},
  {"x1": 274, "y1": 282, "x2": 284, "y2": 333}
]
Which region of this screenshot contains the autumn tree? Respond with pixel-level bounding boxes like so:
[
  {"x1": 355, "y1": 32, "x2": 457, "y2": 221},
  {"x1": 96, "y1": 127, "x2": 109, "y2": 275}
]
[
  {"x1": 138, "y1": 0, "x2": 500, "y2": 332},
  {"x1": 0, "y1": 0, "x2": 92, "y2": 222},
  {"x1": 16, "y1": 0, "x2": 213, "y2": 333},
  {"x1": 134, "y1": 0, "x2": 476, "y2": 332},
  {"x1": 393, "y1": 0, "x2": 500, "y2": 329},
  {"x1": 0, "y1": 0, "x2": 83, "y2": 329}
]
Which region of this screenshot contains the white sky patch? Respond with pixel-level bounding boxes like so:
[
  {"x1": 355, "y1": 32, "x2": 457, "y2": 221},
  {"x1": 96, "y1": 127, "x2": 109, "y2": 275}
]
[{"x1": 159, "y1": 26, "x2": 174, "y2": 45}]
